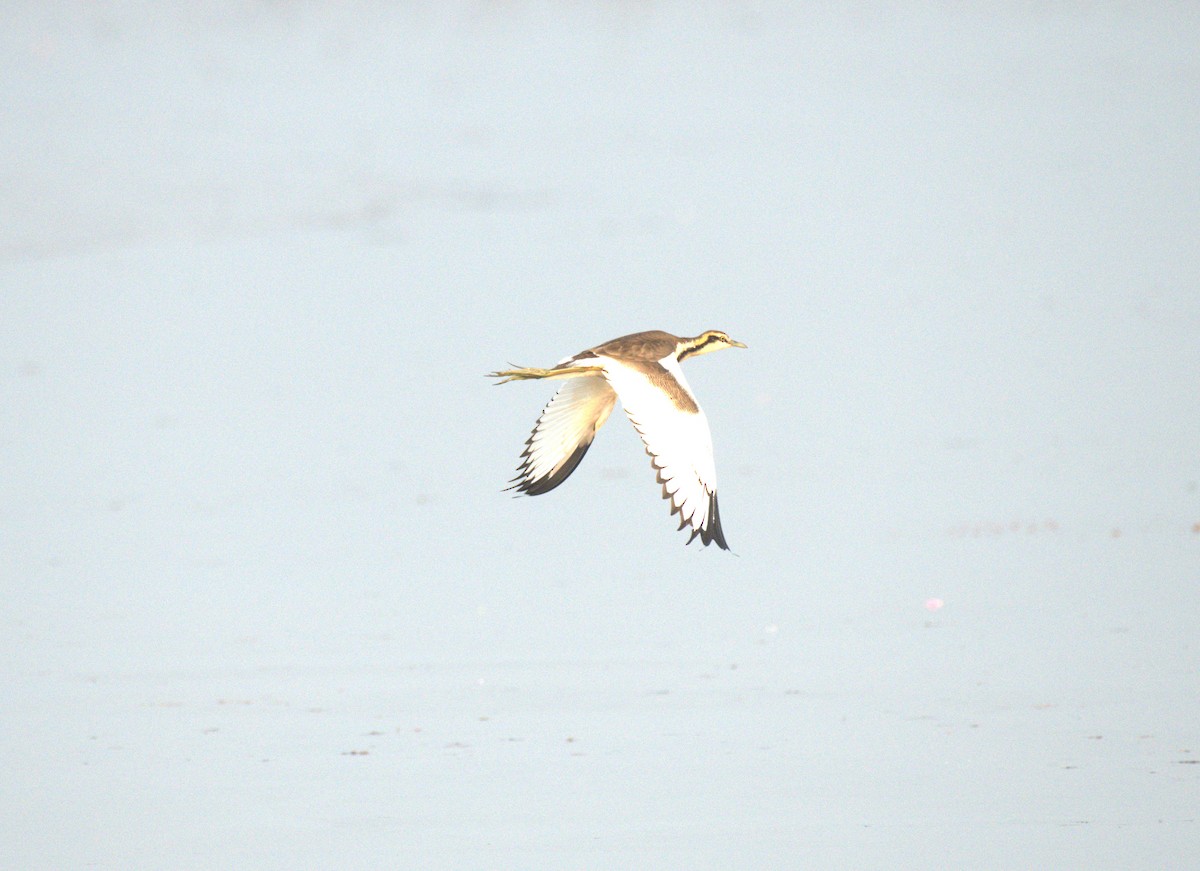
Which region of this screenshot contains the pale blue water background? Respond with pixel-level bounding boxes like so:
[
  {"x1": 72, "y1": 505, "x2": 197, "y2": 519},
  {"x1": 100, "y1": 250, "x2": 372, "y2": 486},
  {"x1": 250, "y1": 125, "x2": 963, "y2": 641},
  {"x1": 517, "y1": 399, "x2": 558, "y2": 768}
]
[{"x1": 2, "y1": 3, "x2": 1197, "y2": 868}]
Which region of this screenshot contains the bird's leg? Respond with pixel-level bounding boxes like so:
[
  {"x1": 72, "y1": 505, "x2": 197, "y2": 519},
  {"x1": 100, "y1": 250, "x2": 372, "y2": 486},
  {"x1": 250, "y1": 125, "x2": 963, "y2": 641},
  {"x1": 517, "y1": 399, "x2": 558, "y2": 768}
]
[{"x1": 488, "y1": 364, "x2": 604, "y2": 385}]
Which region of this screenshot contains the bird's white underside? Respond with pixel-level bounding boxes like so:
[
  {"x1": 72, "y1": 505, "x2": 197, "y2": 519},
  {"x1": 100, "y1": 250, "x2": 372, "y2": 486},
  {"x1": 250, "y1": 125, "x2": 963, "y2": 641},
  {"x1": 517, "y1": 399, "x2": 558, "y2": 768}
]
[{"x1": 520, "y1": 353, "x2": 720, "y2": 539}]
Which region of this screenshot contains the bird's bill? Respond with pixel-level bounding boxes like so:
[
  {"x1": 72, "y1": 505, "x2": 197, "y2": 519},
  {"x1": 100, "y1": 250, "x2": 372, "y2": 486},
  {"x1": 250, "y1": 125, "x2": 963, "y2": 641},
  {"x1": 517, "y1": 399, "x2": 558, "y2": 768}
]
[{"x1": 730, "y1": 339, "x2": 748, "y2": 349}]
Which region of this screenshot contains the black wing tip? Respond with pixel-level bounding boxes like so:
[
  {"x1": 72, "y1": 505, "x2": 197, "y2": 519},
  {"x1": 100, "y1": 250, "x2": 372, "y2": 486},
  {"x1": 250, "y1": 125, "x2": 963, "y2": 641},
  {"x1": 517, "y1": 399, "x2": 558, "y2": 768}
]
[
  {"x1": 504, "y1": 439, "x2": 594, "y2": 497},
  {"x1": 706, "y1": 491, "x2": 730, "y2": 549},
  {"x1": 676, "y1": 490, "x2": 730, "y2": 550}
]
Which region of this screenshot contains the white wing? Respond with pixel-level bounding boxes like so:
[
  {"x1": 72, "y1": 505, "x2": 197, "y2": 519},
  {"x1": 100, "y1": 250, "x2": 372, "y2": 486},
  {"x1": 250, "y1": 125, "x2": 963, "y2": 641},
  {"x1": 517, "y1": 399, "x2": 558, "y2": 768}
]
[
  {"x1": 508, "y1": 373, "x2": 617, "y2": 496},
  {"x1": 600, "y1": 355, "x2": 729, "y2": 549}
]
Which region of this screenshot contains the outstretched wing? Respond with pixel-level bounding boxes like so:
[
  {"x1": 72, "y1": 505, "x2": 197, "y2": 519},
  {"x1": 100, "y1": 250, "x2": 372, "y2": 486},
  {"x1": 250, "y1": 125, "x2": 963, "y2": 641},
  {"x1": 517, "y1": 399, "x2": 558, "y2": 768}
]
[
  {"x1": 601, "y1": 356, "x2": 729, "y2": 549},
  {"x1": 507, "y1": 373, "x2": 617, "y2": 496}
]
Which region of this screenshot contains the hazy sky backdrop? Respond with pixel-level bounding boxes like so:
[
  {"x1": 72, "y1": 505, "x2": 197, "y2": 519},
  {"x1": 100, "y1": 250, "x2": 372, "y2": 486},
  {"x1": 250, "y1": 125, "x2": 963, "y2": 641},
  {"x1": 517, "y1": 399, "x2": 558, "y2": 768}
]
[{"x1": 3, "y1": 3, "x2": 1198, "y2": 868}]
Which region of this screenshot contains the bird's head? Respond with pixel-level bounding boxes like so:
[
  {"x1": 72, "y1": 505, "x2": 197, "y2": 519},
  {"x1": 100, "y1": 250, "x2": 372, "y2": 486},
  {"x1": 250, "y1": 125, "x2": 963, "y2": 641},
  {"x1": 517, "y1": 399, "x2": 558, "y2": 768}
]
[
  {"x1": 694, "y1": 330, "x2": 748, "y2": 354},
  {"x1": 677, "y1": 330, "x2": 747, "y2": 360}
]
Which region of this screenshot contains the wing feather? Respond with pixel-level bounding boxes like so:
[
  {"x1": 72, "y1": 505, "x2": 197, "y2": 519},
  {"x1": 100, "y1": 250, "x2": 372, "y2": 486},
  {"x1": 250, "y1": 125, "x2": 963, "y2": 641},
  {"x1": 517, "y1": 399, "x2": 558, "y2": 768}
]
[
  {"x1": 600, "y1": 356, "x2": 730, "y2": 549},
  {"x1": 508, "y1": 374, "x2": 617, "y2": 496}
]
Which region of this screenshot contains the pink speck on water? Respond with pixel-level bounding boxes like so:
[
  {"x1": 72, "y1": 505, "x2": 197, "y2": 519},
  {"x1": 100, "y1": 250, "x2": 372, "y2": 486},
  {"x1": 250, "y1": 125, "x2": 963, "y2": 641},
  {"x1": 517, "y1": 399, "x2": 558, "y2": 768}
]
[{"x1": 924, "y1": 598, "x2": 945, "y2": 613}]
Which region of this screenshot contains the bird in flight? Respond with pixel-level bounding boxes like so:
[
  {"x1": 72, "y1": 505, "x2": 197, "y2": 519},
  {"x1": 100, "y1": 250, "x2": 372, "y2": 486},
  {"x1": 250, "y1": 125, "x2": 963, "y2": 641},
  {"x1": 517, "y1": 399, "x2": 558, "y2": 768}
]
[{"x1": 489, "y1": 329, "x2": 746, "y2": 550}]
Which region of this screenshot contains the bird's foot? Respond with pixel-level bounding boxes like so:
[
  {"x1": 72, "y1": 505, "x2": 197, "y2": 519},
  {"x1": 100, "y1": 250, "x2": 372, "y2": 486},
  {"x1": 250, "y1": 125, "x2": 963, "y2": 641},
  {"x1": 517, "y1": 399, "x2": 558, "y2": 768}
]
[{"x1": 487, "y1": 365, "x2": 603, "y2": 384}]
